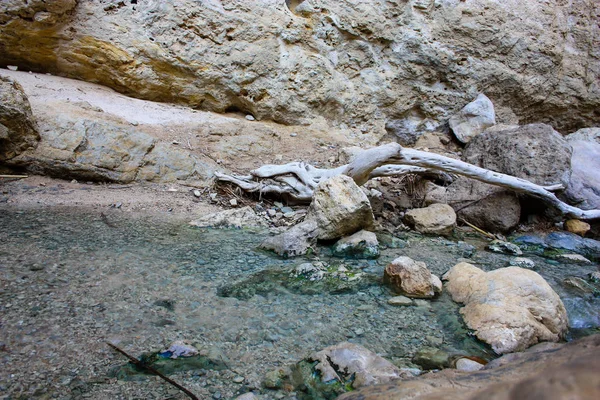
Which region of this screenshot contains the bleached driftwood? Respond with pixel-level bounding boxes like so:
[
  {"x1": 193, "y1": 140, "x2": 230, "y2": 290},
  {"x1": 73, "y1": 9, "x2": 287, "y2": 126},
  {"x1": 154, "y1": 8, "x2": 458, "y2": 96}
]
[{"x1": 216, "y1": 142, "x2": 600, "y2": 220}]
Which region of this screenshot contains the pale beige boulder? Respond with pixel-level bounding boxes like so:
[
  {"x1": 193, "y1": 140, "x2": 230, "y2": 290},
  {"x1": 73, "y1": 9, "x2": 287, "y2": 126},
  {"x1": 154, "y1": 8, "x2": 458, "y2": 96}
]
[
  {"x1": 404, "y1": 203, "x2": 456, "y2": 236},
  {"x1": 384, "y1": 256, "x2": 442, "y2": 299},
  {"x1": 443, "y1": 263, "x2": 568, "y2": 354},
  {"x1": 306, "y1": 175, "x2": 374, "y2": 240}
]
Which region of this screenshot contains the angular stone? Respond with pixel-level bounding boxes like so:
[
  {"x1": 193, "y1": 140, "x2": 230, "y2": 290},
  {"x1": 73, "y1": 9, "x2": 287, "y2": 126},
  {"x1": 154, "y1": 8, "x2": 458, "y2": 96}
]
[
  {"x1": 0, "y1": 76, "x2": 39, "y2": 161},
  {"x1": 310, "y1": 342, "x2": 405, "y2": 388},
  {"x1": 332, "y1": 230, "x2": 379, "y2": 259},
  {"x1": 306, "y1": 175, "x2": 374, "y2": 241},
  {"x1": 384, "y1": 256, "x2": 442, "y2": 299},
  {"x1": 404, "y1": 203, "x2": 456, "y2": 236},
  {"x1": 564, "y1": 219, "x2": 591, "y2": 237},
  {"x1": 449, "y1": 93, "x2": 496, "y2": 144},
  {"x1": 190, "y1": 206, "x2": 268, "y2": 229},
  {"x1": 443, "y1": 263, "x2": 568, "y2": 354},
  {"x1": 259, "y1": 220, "x2": 319, "y2": 258}
]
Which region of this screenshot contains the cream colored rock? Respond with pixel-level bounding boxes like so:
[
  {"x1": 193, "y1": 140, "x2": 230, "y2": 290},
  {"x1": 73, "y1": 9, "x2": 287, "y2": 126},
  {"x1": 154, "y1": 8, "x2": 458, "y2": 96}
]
[
  {"x1": 404, "y1": 204, "x2": 456, "y2": 236},
  {"x1": 1, "y1": 0, "x2": 598, "y2": 135},
  {"x1": 443, "y1": 263, "x2": 568, "y2": 354},
  {"x1": 306, "y1": 175, "x2": 374, "y2": 240},
  {"x1": 564, "y1": 219, "x2": 591, "y2": 237},
  {"x1": 384, "y1": 256, "x2": 442, "y2": 299},
  {"x1": 311, "y1": 342, "x2": 406, "y2": 388},
  {"x1": 0, "y1": 76, "x2": 39, "y2": 161},
  {"x1": 190, "y1": 207, "x2": 268, "y2": 229},
  {"x1": 449, "y1": 93, "x2": 496, "y2": 144}
]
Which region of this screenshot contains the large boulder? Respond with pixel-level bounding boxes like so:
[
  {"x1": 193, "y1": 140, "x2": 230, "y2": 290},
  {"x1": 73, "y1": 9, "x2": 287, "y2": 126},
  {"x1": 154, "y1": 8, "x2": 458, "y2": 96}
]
[
  {"x1": 447, "y1": 124, "x2": 572, "y2": 232},
  {"x1": 564, "y1": 128, "x2": 600, "y2": 210},
  {"x1": 338, "y1": 334, "x2": 600, "y2": 400},
  {"x1": 0, "y1": 76, "x2": 39, "y2": 162},
  {"x1": 404, "y1": 203, "x2": 456, "y2": 236},
  {"x1": 306, "y1": 175, "x2": 375, "y2": 241},
  {"x1": 443, "y1": 263, "x2": 568, "y2": 354},
  {"x1": 449, "y1": 93, "x2": 496, "y2": 144},
  {"x1": 1, "y1": 1, "x2": 598, "y2": 135},
  {"x1": 384, "y1": 256, "x2": 442, "y2": 299}
]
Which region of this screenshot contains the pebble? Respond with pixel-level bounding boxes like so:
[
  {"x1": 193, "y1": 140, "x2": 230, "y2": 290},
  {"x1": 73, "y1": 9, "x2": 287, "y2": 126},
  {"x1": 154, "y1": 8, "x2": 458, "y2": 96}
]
[
  {"x1": 232, "y1": 375, "x2": 245, "y2": 383},
  {"x1": 235, "y1": 394, "x2": 258, "y2": 400},
  {"x1": 230, "y1": 199, "x2": 238, "y2": 206},
  {"x1": 193, "y1": 190, "x2": 201, "y2": 198},
  {"x1": 455, "y1": 357, "x2": 485, "y2": 372},
  {"x1": 509, "y1": 257, "x2": 535, "y2": 269},
  {"x1": 245, "y1": 115, "x2": 255, "y2": 121},
  {"x1": 290, "y1": 133, "x2": 297, "y2": 137},
  {"x1": 388, "y1": 296, "x2": 414, "y2": 306}
]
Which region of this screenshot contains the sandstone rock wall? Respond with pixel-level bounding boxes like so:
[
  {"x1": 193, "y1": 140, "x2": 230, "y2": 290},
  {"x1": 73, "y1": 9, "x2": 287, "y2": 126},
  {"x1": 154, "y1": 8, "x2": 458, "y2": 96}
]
[{"x1": 1, "y1": 0, "x2": 598, "y2": 138}]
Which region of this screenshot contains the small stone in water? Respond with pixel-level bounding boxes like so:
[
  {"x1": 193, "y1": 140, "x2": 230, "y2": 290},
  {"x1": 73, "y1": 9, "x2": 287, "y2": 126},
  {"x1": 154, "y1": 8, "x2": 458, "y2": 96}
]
[
  {"x1": 509, "y1": 257, "x2": 535, "y2": 269},
  {"x1": 232, "y1": 375, "x2": 245, "y2": 383},
  {"x1": 388, "y1": 296, "x2": 413, "y2": 306},
  {"x1": 455, "y1": 357, "x2": 485, "y2": 372}
]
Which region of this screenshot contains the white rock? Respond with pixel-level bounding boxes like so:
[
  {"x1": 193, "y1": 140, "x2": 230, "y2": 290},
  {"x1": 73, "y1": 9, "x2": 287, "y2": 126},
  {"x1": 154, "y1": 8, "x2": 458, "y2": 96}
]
[
  {"x1": 449, "y1": 93, "x2": 496, "y2": 144},
  {"x1": 455, "y1": 357, "x2": 485, "y2": 372}
]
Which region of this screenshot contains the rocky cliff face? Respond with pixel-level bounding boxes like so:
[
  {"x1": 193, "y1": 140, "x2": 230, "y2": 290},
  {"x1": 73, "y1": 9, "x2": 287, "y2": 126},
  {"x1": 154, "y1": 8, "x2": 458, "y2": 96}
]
[{"x1": 1, "y1": 0, "x2": 598, "y2": 139}]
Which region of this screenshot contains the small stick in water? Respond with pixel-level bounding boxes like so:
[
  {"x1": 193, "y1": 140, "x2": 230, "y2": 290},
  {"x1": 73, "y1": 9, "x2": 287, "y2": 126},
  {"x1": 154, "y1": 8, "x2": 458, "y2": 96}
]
[{"x1": 105, "y1": 341, "x2": 199, "y2": 400}]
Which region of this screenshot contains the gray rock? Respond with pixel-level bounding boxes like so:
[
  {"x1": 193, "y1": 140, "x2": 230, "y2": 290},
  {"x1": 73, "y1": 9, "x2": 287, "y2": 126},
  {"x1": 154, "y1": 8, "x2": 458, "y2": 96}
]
[
  {"x1": 412, "y1": 347, "x2": 451, "y2": 370},
  {"x1": 404, "y1": 204, "x2": 456, "y2": 236},
  {"x1": 332, "y1": 230, "x2": 380, "y2": 259},
  {"x1": 509, "y1": 257, "x2": 535, "y2": 269},
  {"x1": 449, "y1": 93, "x2": 496, "y2": 144},
  {"x1": 487, "y1": 240, "x2": 523, "y2": 256},
  {"x1": 564, "y1": 138, "x2": 600, "y2": 210},
  {"x1": 464, "y1": 123, "x2": 572, "y2": 187},
  {"x1": 566, "y1": 127, "x2": 600, "y2": 144},
  {"x1": 260, "y1": 220, "x2": 319, "y2": 257},
  {"x1": 190, "y1": 206, "x2": 268, "y2": 229},
  {"x1": 454, "y1": 358, "x2": 485, "y2": 372},
  {"x1": 310, "y1": 342, "x2": 406, "y2": 388},
  {"x1": 387, "y1": 295, "x2": 414, "y2": 307},
  {"x1": 306, "y1": 175, "x2": 374, "y2": 241},
  {"x1": 0, "y1": 76, "x2": 39, "y2": 162}
]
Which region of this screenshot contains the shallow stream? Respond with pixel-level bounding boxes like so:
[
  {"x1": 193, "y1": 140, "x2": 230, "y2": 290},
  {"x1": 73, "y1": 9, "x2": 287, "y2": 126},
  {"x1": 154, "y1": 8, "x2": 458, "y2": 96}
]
[{"x1": 0, "y1": 207, "x2": 598, "y2": 399}]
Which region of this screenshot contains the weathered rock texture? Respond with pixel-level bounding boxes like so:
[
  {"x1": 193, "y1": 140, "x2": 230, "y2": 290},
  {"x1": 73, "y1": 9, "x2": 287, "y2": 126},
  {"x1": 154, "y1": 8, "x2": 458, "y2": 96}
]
[
  {"x1": 306, "y1": 175, "x2": 374, "y2": 240},
  {"x1": 449, "y1": 93, "x2": 496, "y2": 144},
  {"x1": 404, "y1": 203, "x2": 456, "y2": 236},
  {"x1": 1, "y1": 0, "x2": 599, "y2": 136},
  {"x1": 443, "y1": 263, "x2": 568, "y2": 354},
  {"x1": 384, "y1": 256, "x2": 442, "y2": 299},
  {"x1": 565, "y1": 129, "x2": 600, "y2": 210},
  {"x1": 310, "y1": 342, "x2": 406, "y2": 388},
  {"x1": 0, "y1": 76, "x2": 39, "y2": 161},
  {"x1": 447, "y1": 123, "x2": 573, "y2": 232},
  {"x1": 338, "y1": 334, "x2": 600, "y2": 400}
]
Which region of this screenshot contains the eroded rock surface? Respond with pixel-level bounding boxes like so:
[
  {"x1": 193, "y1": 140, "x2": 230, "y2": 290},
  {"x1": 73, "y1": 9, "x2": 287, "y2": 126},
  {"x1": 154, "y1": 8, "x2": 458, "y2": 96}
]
[
  {"x1": 1, "y1": 0, "x2": 598, "y2": 135},
  {"x1": 449, "y1": 93, "x2": 496, "y2": 144},
  {"x1": 0, "y1": 76, "x2": 39, "y2": 161},
  {"x1": 339, "y1": 334, "x2": 600, "y2": 400},
  {"x1": 443, "y1": 263, "x2": 568, "y2": 354},
  {"x1": 306, "y1": 175, "x2": 374, "y2": 241},
  {"x1": 384, "y1": 256, "x2": 442, "y2": 299}
]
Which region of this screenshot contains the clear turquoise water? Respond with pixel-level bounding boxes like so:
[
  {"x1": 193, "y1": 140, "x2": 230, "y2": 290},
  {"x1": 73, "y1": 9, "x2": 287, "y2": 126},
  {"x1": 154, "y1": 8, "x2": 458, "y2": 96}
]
[{"x1": 0, "y1": 207, "x2": 598, "y2": 399}]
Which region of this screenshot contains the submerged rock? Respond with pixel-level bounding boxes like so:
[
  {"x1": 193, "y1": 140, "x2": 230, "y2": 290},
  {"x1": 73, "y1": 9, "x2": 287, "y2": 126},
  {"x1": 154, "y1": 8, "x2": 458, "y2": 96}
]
[
  {"x1": 384, "y1": 256, "x2": 442, "y2": 299},
  {"x1": 513, "y1": 232, "x2": 600, "y2": 261},
  {"x1": 332, "y1": 230, "x2": 379, "y2": 259},
  {"x1": 0, "y1": 76, "x2": 39, "y2": 161},
  {"x1": 443, "y1": 263, "x2": 568, "y2": 354},
  {"x1": 487, "y1": 240, "x2": 523, "y2": 255},
  {"x1": 190, "y1": 206, "x2": 268, "y2": 229}
]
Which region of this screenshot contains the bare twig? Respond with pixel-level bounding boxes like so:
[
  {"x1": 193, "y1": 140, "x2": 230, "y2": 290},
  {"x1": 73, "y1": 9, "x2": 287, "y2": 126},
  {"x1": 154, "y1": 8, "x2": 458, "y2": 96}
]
[
  {"x1": 105, "y1": 342, "x2": 199, "y2": 400},
  {"x1": 0, "y1": 174, "x2": 28, "y2": 179}
]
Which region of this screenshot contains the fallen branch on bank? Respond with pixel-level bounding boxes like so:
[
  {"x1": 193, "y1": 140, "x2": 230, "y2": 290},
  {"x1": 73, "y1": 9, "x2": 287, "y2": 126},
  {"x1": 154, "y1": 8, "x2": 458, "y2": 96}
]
[{"x1": 216, "y1": 142, "x2": 600, "y2": 220}]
